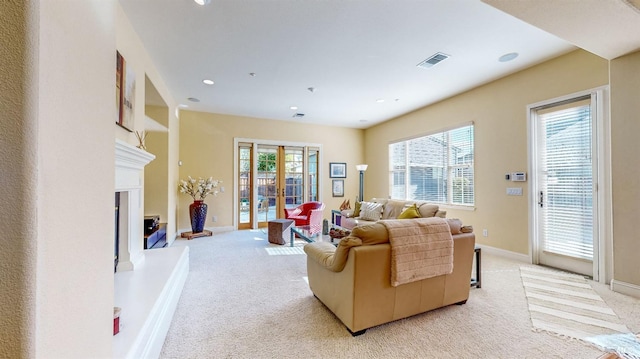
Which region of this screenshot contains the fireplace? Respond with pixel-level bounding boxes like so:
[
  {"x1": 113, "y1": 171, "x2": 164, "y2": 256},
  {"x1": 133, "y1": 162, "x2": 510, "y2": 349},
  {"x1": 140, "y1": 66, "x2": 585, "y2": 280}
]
[
  {"x1": 113, "y1": 138, "x2": 190, "y2": 358},
  {"x1": 114, "y1": 139, "x2": 155, "y2": 271}
]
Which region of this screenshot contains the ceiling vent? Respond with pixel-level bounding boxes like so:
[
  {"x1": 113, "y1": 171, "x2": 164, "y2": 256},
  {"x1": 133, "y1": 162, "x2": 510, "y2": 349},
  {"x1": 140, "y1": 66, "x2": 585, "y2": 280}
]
[
  {"x1": 416, "y1": 52, "x2": 450, "y2": 69},
  {"x1": 293, "y1": 113, "x2": 305, "y2": 118}
]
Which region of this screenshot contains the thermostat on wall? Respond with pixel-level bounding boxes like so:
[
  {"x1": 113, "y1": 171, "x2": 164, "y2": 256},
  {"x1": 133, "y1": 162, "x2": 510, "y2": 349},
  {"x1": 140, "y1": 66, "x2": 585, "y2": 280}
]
[{"x1": 511, "y1": 172, "x2": 527, "y2": 182}]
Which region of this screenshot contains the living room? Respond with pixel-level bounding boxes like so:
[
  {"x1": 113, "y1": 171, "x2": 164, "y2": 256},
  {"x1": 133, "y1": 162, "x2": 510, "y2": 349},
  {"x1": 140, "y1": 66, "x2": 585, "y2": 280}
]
[{"x1": 2, "y1": 0, "x2": 640, "y2": 358}]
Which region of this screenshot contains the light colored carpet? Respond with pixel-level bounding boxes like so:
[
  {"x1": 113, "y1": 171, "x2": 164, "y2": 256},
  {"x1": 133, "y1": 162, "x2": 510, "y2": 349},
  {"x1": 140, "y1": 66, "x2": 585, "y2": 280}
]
[
  {"x1": 520, "y1": 265, "x2": 630, "y2": 340},
  {"x1": 161, "y1": 230, "x2": 640, "y2": 358}
]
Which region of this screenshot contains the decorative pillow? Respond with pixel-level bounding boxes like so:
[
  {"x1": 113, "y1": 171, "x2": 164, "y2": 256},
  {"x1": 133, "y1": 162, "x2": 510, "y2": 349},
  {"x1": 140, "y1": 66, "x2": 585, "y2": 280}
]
[
  {"x1": 461, "y1": 225, "x2": 474, "y2": 233},
  {"x1": 359, "y1": 201, "x2": 384, "y2": 221},
  {"x1": 446, "y1": 218, "x2": 463, "y2": 234},
  {"x1": 352, "y1": 201, "x2": 362, "y2": 217},
  {"x1": 418, "y1": 204, "x2": 439, "y2": 218},
  {"x1": 398, "y1": 204, "x2": 421, "y2": 219}
]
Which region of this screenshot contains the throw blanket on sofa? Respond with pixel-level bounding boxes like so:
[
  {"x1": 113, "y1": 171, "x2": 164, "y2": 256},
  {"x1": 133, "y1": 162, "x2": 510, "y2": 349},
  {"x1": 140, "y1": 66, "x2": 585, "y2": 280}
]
[{"x1": 381, "y1": 218, "x2": 454, "y2": 287}]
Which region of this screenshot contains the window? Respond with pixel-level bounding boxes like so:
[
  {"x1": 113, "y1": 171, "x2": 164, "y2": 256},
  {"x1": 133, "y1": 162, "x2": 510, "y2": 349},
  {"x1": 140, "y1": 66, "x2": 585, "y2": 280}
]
[{"x1": 389, "y1": 124, "x2": 474, "y2": 206}]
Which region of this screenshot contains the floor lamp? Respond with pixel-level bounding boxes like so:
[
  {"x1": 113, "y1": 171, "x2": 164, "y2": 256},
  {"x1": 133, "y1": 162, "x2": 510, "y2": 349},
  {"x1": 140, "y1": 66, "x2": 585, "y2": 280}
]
[{"x1": 356, "y1": 164, "x2": 368, "y2": 202}]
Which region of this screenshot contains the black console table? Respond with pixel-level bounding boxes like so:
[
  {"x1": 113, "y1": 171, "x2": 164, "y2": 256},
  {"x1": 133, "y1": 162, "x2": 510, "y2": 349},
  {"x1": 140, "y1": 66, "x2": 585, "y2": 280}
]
[{"x1": 144, "y1": 223, "x2": 167, "y2": 249}]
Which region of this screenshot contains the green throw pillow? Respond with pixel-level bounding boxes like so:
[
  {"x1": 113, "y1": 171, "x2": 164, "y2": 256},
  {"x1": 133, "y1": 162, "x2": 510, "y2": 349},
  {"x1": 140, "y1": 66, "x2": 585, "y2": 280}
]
[
  {"x1": 398, "y1": 203, "x2": 421, "y2": 219},
  {"x1": 353, "y1": 201, "x2": 362, "y2": 217}
]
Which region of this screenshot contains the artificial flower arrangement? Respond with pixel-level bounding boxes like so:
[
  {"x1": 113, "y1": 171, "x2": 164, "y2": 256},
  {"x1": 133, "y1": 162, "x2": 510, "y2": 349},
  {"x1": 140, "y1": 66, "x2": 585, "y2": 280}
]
[{"x1": 178, "y1": 176, "x2": 221, "y2": 201}]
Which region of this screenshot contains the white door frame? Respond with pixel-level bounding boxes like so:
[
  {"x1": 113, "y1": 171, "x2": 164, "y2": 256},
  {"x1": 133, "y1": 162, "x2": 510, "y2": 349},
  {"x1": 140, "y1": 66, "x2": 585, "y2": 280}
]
[{"x1": 527, "y1": 86, "x2": 612, "y2": 283}]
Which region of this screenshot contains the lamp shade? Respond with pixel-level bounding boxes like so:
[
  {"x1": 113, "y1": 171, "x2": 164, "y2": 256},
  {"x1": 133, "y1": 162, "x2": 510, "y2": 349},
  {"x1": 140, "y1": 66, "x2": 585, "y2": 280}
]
[{"x1": 356, "y1": 164, "x2": 368, "y2": 172}]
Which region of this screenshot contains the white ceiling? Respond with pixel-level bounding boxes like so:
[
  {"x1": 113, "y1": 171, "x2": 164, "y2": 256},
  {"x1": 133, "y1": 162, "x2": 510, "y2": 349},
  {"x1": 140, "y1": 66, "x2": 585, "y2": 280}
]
[{"x1": 120, "y1": 0, "x2": 640, "y2": 129}]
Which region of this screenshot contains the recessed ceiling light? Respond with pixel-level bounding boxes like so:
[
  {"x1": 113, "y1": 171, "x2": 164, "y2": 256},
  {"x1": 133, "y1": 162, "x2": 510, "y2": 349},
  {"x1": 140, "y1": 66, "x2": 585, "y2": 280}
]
[
  {"x1": 376, "y1": 99, "x2": 385, "y2": 103},
  {"x1": 194, "y1": 0, "x2": 211, "y2": 5},
  {"x1": 202, "y1": 79, "x2": 214, "y2": 85},
  {"x1": 359, "y1": 119, "x2": 368, "y2": 123},
  {"x1": 499, "y1": 52, "x2": 519, "y2": 63},
  {"x1": 187, "y1": 97, "x2": 200, "y2": 102},
  {"x1": 290, "y1": 106, "x2": 298, "y2": 110}
]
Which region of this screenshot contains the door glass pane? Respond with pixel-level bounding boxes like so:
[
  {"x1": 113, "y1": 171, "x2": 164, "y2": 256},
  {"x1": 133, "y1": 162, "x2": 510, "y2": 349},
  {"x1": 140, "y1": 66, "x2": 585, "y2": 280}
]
[
  {"x1": 238, "y1": 145, "x2": 251, "y2": 224},
  {"x1": 540, "y1": 102, "x2": 593, "y2": 260},
  {"x1": 257, "y1": 146, "x2": 277, "y2": 223},
  {"x1": 284, "y1": 148, "x2": 304, "y2": 210},
  {"x1": 308, "y1": 149, "x2": 318, "y2": 202}
]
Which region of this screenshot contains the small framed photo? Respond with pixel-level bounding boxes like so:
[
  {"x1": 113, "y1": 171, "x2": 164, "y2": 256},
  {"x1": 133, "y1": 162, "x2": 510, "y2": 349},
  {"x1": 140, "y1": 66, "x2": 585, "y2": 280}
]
[
  {"x1": 332, "y1": 180, "x2": 344, "y2": 197},
  {"x1": 329, "y1": 162, "x2": 347, "y2": 178}
]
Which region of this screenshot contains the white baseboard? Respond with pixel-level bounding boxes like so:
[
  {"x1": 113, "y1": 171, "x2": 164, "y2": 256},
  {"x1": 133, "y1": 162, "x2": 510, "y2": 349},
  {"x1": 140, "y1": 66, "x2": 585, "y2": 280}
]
[
  {"x1": 476, "y1": 244, "x2": 530, "y2": 263},
  {"x1": 610, "y1": 279, "x2": 640, "y2": 299}
]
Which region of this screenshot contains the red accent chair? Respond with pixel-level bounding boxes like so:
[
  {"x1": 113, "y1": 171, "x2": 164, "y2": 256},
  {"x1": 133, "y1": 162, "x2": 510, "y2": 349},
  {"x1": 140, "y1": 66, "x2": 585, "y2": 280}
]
[{"x1": 284, "y1": 202, "x2": 325, "y2": 234}]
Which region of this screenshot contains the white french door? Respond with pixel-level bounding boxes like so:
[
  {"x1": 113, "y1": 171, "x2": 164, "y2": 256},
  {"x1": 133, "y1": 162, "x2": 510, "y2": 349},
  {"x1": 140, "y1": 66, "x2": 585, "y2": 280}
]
[{"x1": 530, "y1": 92, "x2": 601, "y2": 278}]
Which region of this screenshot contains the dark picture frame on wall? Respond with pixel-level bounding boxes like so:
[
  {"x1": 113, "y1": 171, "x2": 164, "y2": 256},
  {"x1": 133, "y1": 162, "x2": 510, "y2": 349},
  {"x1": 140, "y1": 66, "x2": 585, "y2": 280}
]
[
  {"x1": 332, "y1": 180, "x2": 344, "y2": 197},
  {"x1": 116, "y1": 51, "x2": 134, "y2": 132},
  {"x1": 329, "y1": 162, "x2": 347, "y2": 178}
]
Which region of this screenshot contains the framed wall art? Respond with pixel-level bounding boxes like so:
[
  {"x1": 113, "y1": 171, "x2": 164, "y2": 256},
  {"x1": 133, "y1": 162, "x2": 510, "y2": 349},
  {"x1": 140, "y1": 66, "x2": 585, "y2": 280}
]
[
  {"x1": 116, "y1": 51, "x2": 134, "y2": 132},
  {"x1": 329, "y1": 162, "x2": 346, "y2": 178},
  {"x1": 332, "y1": 180, "x2": 344, "y2": 197}
]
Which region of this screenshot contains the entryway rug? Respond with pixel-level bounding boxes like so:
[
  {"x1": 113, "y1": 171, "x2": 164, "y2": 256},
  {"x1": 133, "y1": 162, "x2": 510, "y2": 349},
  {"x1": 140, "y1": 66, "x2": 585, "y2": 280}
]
[{"x1": 520, "y1": 265, "x2": 630, "y2": 340}]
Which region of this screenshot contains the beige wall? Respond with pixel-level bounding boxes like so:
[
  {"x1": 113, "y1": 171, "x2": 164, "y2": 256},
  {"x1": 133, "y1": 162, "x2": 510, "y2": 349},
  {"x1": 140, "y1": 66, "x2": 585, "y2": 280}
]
[
  {"x1": 364, "y1": 50, "x2": 609, "y2": 255},
  {"x1": 0, "y1": 2, "x2": 38, "y2": 357},
  {"x1": 610, "y1": 50, "x2": 640, "y2": 287},
  {"x1": 178, "y1": 111, "x2": 364, "y2": 230},
  {"x1": 0, "y1": 0, "x2": 120, "y2": 357},
  {"x1": 144, "y1": 106, "x2": 170, "y2": 223}
]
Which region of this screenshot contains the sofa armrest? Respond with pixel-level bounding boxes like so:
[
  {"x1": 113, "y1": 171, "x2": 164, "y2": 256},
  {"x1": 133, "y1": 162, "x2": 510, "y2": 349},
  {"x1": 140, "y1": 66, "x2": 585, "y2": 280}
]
[{"x1": 303, "y1": 237, "x2": 362, "y2": 272}]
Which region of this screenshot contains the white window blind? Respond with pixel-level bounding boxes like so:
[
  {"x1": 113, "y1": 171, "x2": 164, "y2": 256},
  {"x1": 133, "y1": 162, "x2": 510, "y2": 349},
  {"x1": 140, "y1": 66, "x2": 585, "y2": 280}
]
[
  {"x1": 538, "y1": 100, "x2": 593, "y2": 259},
  {"x1": 389, "y1": 124, "x2": 474, "y2": 205}
]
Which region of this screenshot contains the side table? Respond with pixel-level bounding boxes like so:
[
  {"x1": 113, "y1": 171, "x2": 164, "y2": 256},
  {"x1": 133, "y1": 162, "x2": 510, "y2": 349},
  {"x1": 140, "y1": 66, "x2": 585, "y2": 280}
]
[
  {"x1": 268, "y1": 219, "x2": 294, "y2": 245},
  {"x1": 470, "y1": 246, "x2": 481, "y2": 288}
]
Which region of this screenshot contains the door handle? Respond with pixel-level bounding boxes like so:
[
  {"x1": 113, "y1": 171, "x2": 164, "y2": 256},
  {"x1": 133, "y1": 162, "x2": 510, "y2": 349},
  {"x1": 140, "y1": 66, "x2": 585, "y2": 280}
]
[
  {"x1": 282, "y1": 188, "x2": 285, "y2": 197},
  {"x1": 538, "y1": 191, "x2": 544, "y2": 208}
]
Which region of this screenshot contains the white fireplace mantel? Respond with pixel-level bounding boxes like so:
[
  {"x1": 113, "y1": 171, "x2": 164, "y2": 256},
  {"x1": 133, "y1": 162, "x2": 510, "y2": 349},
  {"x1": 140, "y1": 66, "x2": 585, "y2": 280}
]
[
  {"x1": 115, "y1": 139, "x2": 155, "y2": 271},
  {"x1": 116, "y1": 139, "x2": 155, "y2": 190}
]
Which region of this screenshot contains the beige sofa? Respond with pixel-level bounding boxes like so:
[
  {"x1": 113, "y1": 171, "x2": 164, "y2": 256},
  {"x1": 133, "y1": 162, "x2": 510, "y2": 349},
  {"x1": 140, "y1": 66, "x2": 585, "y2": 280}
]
[
  {"x1": 304, "y1": 219, "x2": 475, "y2": 335},
  {"x1": 340, "y1": 198, "x2": 447, "y2": 230}
]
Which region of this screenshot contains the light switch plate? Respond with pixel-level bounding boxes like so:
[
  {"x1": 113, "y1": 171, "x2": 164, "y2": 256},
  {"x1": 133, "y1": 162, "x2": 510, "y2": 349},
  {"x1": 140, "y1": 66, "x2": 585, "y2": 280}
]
[{"x1": 507, "y1": 187, "x2": 523, "y2": 196}]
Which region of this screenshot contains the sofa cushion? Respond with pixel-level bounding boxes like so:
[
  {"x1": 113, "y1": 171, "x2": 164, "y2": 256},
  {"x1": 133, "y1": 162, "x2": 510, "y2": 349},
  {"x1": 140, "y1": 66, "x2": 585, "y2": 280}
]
[
  {"x1": 418, "y1": 203, "x2": 439, "y2": 218},
  {"x1": 360, "y1": 201, "x2": 384, "y2": 221},
  {"x1": 398, "y1": 204, "x2": 421, "y2": 219},
  {"x1": 351, "y1": 222, "x2": 389, "y2": 245},
  {"x1": 382, "y1": 199, "x2": 407, "y2": 219}
]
